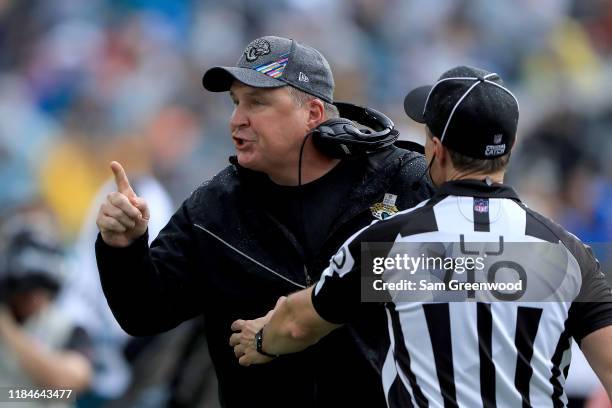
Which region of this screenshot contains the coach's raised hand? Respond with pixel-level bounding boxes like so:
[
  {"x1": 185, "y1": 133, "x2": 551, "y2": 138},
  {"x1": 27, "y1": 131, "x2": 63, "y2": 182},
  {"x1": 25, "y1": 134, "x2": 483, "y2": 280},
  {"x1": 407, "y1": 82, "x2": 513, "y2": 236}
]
[{"x1": 96, "y1": 161, "x2": 150, "y2": 248}]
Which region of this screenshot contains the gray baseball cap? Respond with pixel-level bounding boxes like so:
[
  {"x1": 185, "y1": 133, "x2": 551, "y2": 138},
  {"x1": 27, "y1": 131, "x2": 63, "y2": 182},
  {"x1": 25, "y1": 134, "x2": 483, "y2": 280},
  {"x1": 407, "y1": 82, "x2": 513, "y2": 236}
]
[{"x1": 202, "y1": 36, "x2": 334, "y2": 103}]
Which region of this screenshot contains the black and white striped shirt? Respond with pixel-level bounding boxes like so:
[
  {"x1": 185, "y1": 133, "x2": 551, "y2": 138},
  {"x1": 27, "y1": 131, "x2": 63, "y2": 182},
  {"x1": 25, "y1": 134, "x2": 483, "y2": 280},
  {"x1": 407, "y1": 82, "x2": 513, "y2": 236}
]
[{"x1": 312, "y1": 179, "x2": 612, "y2": 408}]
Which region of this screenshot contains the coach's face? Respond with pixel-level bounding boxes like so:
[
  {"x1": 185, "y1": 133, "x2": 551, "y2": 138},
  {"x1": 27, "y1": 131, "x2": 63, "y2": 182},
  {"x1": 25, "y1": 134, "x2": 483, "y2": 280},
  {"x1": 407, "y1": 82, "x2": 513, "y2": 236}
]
[{"x1": 229, "y1": 82, "x2": 312, "y2": 177}]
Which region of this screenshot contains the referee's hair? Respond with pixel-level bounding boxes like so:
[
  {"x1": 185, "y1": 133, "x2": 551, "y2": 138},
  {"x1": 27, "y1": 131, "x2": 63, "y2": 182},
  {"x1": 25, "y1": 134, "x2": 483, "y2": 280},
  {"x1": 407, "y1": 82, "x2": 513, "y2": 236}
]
[
  {"x1": 426, "y1": 127, "x2": 511, "y2": 173},
  {"x1": 448, "y1": 149, "x2": 511, "y2": 173},
  {"x1": 288, "y1": 87, "x2": 340, "y2": 119}
]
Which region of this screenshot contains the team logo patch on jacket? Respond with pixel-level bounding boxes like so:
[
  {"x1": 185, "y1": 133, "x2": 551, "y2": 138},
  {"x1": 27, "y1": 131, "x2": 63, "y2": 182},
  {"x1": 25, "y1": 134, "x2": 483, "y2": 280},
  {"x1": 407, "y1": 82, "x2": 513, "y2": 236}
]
[{"x1": 370, "y1": 193, "x2": 398, "y2": 220}]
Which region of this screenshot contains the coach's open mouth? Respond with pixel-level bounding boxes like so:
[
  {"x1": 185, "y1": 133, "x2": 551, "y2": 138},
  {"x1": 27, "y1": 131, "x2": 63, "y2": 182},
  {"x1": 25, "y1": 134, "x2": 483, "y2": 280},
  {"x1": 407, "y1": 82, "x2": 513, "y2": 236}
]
[{"x1": 233, "y1": 136, "x2": 255, "y2": 149}]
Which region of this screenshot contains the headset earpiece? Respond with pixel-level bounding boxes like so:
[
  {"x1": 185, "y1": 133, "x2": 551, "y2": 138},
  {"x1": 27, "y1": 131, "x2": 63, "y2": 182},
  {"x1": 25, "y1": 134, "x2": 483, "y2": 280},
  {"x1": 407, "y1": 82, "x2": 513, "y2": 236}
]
[
  {"x1": 310, "y1": 118, "x2": 358, "y2": 158},
  {"x1": 310, "y1": 102, "x2": 399, "y2": 159}
]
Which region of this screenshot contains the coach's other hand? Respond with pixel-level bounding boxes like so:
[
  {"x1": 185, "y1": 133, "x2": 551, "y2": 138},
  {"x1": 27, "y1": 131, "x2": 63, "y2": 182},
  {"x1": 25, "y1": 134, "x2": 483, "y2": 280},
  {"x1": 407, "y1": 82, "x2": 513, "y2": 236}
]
[
  {"x1": 230, "y1": 311, "x2": 275, "y2": 366},
  {"x1": 96, "y1": 161, "x2": 150, "y2": 248},
  {"x1": 230, "y1": 296, "x2": 287, "y2": 366}
]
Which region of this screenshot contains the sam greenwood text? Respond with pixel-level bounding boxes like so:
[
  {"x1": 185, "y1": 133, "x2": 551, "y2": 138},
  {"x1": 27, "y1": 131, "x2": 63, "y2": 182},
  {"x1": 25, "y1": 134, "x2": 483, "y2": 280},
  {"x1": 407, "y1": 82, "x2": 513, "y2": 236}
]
[{"x1": 372, "y1": 279, "x2": 524, "y2": 292}]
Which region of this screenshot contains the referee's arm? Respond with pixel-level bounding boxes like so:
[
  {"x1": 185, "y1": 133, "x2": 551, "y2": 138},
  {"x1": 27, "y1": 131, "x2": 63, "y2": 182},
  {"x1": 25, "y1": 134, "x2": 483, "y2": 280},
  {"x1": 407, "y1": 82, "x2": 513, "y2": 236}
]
[
  {"x1": 264, "y1": 287, "x2": 340, "y2": 354},
  {"x1": 581, "y1": 324, "x2": 612, "y2": 400}
]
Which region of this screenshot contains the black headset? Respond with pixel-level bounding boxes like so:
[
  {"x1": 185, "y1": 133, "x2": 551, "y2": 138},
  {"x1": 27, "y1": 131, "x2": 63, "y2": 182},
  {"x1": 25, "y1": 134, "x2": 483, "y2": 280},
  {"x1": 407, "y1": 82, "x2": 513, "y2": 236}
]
[{"x1": 310, "y1": 102, "x2": 399, "y2": 158}]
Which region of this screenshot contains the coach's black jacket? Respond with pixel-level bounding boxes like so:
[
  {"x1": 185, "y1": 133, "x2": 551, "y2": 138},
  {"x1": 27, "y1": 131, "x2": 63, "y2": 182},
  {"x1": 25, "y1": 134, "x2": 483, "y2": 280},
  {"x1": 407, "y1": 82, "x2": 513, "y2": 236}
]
[{"x1": 96, "y1": 146, "x2": 433, "y2": 408}]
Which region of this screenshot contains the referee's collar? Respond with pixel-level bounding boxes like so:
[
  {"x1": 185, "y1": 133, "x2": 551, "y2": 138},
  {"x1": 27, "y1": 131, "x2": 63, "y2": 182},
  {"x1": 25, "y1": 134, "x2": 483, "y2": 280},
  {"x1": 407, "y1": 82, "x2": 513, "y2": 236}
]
[{"x1": 435, "y1": 179, "x2": 520, "y2": 201}]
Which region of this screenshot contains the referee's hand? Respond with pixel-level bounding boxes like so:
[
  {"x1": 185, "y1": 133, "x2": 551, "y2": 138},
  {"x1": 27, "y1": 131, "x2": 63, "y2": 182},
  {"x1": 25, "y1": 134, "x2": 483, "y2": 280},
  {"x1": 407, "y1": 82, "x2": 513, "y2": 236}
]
[{"x1": 96, "y1": 161, "x2": 150, "y2": 248}]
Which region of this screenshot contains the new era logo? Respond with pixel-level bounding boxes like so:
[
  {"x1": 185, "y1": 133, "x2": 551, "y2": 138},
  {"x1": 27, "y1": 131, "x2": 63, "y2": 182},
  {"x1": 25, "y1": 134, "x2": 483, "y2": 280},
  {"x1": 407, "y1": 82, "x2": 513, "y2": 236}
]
[{"x1": 298, "y1": 72, "x2": 309, "y2": 82}]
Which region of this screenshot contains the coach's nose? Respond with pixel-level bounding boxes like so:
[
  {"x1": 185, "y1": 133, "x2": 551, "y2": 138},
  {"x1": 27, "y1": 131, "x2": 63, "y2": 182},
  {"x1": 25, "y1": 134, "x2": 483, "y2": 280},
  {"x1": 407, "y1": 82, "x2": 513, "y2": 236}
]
[{"x1": 230, "y1": 104, "x2": 249, "y2": 132}]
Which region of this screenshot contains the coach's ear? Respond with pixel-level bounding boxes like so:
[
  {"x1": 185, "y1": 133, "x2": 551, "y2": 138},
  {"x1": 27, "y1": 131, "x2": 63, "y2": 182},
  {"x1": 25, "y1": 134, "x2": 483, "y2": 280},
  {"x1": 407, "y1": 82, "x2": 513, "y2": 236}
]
[{"x1": 305, "y1": 98, "x2": 325, "y2": 129}]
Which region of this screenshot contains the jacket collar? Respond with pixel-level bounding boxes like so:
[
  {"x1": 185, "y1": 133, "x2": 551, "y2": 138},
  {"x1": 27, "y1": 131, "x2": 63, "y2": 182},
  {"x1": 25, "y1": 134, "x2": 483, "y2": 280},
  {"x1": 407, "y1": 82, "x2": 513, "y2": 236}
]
[
  {"x1": 228, "y1": 149, "x2": 405, "y2": 199},
  {"x1": 228, "y1": 148, "x2": 408, "y2": 234},
  {"x1": 434, "y1": 179, "x2": 521, "y2": 201}
]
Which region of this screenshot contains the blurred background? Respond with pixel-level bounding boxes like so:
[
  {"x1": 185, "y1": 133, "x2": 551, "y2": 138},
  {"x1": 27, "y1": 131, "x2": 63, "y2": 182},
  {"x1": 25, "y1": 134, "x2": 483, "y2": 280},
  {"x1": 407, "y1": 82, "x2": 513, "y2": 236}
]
[{"x1": 0, "y1": 0, "x2": 611, "y2": 407}]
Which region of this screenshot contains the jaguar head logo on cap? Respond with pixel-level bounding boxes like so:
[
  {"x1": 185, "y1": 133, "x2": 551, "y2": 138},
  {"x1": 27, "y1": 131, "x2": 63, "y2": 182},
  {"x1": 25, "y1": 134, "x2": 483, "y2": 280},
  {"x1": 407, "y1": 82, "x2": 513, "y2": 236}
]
[{"x1": 244, "y1": 39, "x2": 271, "y2": 62}]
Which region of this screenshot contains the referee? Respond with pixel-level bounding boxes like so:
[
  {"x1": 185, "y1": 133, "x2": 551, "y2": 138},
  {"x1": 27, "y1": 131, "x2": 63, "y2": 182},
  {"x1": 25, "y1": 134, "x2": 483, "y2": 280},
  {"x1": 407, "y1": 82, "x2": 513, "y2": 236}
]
[{"x1": 230, "y1": 66, "x2": 612, "y2": 407}]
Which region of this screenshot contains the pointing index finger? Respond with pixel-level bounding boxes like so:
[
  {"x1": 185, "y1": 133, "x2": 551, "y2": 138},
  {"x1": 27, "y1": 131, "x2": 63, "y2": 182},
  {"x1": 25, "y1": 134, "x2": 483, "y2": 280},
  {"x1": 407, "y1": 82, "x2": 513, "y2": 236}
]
[{"x1": 110, "y1": 161, "x2": 136, "y2": 198}]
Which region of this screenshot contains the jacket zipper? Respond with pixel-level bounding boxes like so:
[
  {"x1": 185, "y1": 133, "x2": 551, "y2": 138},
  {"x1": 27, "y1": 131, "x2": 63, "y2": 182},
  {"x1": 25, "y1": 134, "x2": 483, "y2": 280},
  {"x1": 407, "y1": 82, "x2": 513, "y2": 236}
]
[
  {"x1": 193, "y1": 223, "x2": 306, "y2": 289},
  {"x1": 303, "y1": 265, "x2": 313, "y2": 286}
]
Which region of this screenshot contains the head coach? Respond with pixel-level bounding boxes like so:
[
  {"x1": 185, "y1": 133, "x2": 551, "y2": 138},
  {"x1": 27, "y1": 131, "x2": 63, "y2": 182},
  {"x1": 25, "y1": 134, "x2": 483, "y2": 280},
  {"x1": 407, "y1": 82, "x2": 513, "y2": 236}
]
[
  {"x1": 231, "y1": 66, "x2": 612, "y2": 407},
  {"x1": 95, "y1": 36, "x2": 433, "y2": 407}
]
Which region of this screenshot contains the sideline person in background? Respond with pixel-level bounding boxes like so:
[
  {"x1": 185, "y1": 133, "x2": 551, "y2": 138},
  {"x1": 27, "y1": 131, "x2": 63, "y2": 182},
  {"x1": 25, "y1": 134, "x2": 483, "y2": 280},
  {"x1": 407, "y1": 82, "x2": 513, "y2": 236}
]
[{"x1": 0, "y1": 209, "x2": 93, "y2": 407}]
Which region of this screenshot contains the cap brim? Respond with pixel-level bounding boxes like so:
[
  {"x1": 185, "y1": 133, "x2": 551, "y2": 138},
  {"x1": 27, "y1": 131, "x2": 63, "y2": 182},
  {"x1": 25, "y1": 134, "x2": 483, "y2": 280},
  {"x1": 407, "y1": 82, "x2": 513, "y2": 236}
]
[
  {"x1": 403, "y1": 85, "x2": 432, "y2": 123},
  {"x1": 202, "y1": 66, "x2": 286, "y2": 92}
]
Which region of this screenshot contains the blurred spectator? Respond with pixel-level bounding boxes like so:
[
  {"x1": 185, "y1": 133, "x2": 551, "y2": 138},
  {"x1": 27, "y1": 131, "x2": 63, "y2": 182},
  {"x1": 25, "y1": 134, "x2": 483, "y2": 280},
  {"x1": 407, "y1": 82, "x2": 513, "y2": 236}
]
[{"x1": 0, "y1": 206, "x2": 93, "y2": 407}]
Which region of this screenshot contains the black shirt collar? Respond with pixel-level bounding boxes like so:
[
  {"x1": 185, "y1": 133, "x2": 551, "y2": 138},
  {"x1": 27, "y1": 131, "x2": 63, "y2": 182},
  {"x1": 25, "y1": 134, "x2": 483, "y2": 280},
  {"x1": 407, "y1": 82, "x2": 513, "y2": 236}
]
[{"x1": 434, "y1": 179, "x2": 521, "y2": 201}]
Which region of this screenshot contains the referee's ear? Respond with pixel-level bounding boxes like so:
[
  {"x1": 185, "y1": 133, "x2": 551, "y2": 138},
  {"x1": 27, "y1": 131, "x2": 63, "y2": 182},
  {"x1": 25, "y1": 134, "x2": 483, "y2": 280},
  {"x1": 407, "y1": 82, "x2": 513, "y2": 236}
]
[{"x1": 430, "y1": 135, "x2": 447, "y2": 166}]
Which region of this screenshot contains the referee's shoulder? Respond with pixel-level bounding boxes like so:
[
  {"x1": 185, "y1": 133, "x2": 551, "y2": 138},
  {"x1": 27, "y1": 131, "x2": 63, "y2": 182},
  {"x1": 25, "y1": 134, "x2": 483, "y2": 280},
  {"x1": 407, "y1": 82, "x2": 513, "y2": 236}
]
[{"x1": 518, "y1": 202, "x2": 598, "y2": 270}]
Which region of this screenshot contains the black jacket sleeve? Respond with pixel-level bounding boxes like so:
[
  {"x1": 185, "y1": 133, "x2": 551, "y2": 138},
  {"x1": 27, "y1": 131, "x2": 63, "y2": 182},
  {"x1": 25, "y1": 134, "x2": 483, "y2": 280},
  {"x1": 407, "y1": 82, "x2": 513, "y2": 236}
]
[
  {"x1": 96, "y1": 200, "x2": 204, "y2": 336},
  {"x1": 529, "y1": 209, "x2": 612, "y2": 344},
  {"x1": 311, "y1": 227, "x2": 364, "y2": 324},
  {"x1": 566, "y1": 243, "x2": 612, "y2": 344}
]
